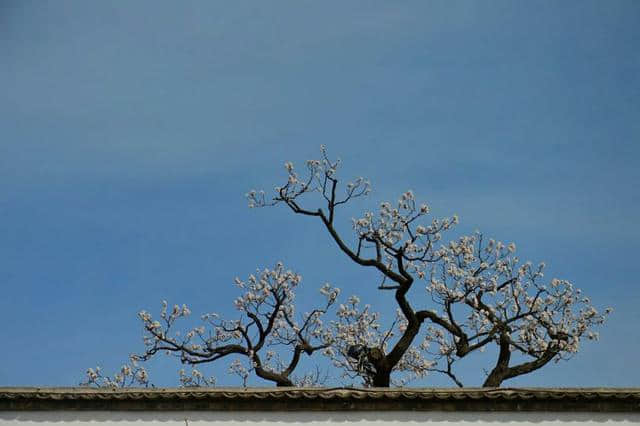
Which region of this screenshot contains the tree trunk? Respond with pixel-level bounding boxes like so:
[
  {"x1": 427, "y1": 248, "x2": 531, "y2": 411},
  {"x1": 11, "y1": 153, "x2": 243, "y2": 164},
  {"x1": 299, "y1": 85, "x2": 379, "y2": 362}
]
[
  {"x1": 255, "y1": 366, "x2": 294, "y2": 387},
  {"x1": 372, "y1": 371, "x2": 391, "y2": 387},
  {"x1": 483, "y1": 371, "x2": 506, "y2": 387},
  {"x1": 482, "y1": 334, "x2": 511, "y2": 387}
]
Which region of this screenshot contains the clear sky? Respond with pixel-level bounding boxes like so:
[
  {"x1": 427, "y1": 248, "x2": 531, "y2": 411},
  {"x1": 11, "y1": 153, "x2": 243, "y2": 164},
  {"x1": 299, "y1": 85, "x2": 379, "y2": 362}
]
[{"x1": 1, "y1": 1, "x2": 639, "y2": 387}]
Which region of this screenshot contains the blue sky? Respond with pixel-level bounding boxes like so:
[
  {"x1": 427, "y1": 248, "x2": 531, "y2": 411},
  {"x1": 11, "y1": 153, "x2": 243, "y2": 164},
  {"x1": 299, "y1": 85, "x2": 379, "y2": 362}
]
[{"x1": 1, "y1": 1, "x2": 639, "y2": 387}]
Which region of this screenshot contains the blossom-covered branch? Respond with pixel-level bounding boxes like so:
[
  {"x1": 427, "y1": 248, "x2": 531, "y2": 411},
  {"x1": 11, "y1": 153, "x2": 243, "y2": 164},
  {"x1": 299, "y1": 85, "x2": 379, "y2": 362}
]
[
  {"x1": 247, "y1": 148, "x2": 460, "y2": 386},
  {"x1": 249, "y1": 147, "x2": 611, "y2": 387},
  {"x1": 84, "y1": 263, "x2": 338, "y2": 388},
  {"x1": 136, "y1": 263, "x2": 337, "y2": 387},
  {"x1": 424, "y1": 233, "x2": 611, "y2": 386},
  {"x1": 82, "y1": 356, "x2": 149, "y2": 388}
]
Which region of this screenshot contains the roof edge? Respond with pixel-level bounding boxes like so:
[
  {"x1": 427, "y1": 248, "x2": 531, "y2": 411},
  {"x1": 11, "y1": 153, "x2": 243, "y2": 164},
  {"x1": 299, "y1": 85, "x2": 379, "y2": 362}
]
[{"x1": 1, "y1": 387, "x2": 639, "y2": 412}]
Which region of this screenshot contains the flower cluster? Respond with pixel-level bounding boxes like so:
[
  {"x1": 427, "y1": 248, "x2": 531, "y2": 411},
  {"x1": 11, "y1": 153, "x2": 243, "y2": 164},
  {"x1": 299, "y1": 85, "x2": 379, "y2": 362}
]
[
  {"x1": 323, "y1": 297, "x2": 434, "y2": 386},
  {"x1": 178, "y1": 367, "x2": 216, "y2": 387},
  {"x1": 247, "y1": 146, "x2": 371, "y2": 211},
  {"x1": 82, "y1": 355, "x2": 149, "y2": 388},
  {"x1": 351, "y1": 190, "x2": 459, "y2": 278},
  {"x1": 228, "y1": 359, "x2": 250, "y2": 387}
]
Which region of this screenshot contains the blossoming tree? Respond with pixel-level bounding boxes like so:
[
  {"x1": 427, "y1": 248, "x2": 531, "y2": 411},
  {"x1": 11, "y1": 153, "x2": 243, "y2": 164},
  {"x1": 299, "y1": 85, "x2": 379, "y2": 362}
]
[
  {"x1": 246, "y1": 147, "x2": 611, "y2": 387},
  {"x1": 85, "y1": 147, "x2": 609, "y2": 388}
]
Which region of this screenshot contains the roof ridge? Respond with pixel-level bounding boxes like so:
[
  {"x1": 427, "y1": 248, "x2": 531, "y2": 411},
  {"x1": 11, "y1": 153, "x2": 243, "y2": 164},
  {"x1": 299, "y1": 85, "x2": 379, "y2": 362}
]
[{"x1": 2, "y1": 387, "x2": 640, "y2": 412}]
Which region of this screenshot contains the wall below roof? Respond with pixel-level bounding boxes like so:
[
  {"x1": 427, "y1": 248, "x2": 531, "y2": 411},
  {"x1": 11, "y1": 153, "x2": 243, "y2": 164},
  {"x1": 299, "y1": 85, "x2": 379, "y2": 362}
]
[{"x1": 1, "y1": 411, "x2": 639, "y2": 426}]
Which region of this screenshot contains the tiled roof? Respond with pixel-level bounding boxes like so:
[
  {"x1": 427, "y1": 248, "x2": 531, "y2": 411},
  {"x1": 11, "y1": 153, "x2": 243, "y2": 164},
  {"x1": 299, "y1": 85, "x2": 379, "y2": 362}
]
[{"x1": 1, "y1": 387, "x2": 639, "y2": 411}]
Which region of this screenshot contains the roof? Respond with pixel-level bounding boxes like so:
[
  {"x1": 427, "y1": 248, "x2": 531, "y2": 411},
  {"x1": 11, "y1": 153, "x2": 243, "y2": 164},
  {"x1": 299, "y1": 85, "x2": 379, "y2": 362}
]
[{"x1": 1, "y1": 387, "x2": 640, "y2": 412}]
